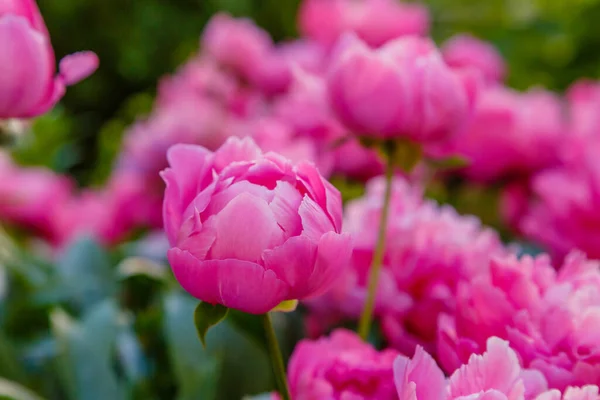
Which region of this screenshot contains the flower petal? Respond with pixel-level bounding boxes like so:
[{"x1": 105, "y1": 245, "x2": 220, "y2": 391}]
[
  {"x1": 59, "y1": 51, "x2": 99, "y2": 85},
  {"x1": 210, "y1": 192, "x2": 284, "y2": 262},
  {"x1": 168, "y1": 248, "x2": 288, "y2": 314}
]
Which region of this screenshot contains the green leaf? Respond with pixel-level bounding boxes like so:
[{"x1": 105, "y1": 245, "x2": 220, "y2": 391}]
[
  {"x1": 53, "y1": 237, "x2": 116, "y2": 311},
  {"x1": 0, "y1": 378, "x2": 45, "y2": 400},
  {"x1": 163, "y1": 293, "x2": 222, "y2": 400},
  {"x1": 193, "y1": 302, "x2": 229, "y2": 348},
  {"x1": 50, "y1": 300, "x2": 127, "y2": 400}
]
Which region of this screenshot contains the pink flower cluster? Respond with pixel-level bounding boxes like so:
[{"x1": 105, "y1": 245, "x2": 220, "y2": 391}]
[
  {"x1": 284, "y1": 329, "x2": 598, "y2": 399},
  {"x1": 307, "y1": 176, "x2": 507, "y2": 354},
  {"x1": 439, "y1": 251, "x2": 600, "y2": 391}
]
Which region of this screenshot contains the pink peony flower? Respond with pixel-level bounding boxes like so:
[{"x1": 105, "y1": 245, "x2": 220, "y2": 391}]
[
  {"x1": 442, "y1": 34, "x2": 506, "y2": 84},
  {"x1": 327, "y1": 33, "x2": 473, "y2": 143},
  {"x1": 0, "y1": 153, "x2": 73, "y2": 238},
  {"x1": 161, "y1": 137, "x2": 352, "y2": 314},
  {"x1": 307, "y1": 176, "x2": 507, "y2": 354},
  {"x1": 451, "y1": 86, "x2": 565, "y2": 183},
  {"x1": 286, "y1": 329, "x2": 399, "y2": 399},
  {"x1": 299, "y1": 0, "x2": 429, "y2": 48},
  {"x1": 535, "y1": 386, "x2": 600, "y2": 400},
  {"x1": 395, "y1": 337, "x2": 548, "y2": 400},
  {"x1": 202, "y1": 13, "x2": 292, "y2": 94},
  {"x1": 0, "y1": 0, "x2": 98, "y2": 118},
  {"x1": 519, "y1": 152, "x2": 600, "y2": 261},
  {"x1": 438, "y1": 251, "x2": 600, "y2": 391}
]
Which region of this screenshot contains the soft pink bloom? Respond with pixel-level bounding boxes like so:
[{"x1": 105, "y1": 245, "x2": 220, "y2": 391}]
[
  {"x1": 327, "y1": 34, "x2": 473, "y2": 142},
  {"x1": 438, "y1": 251, "x2": 600, "y2": 390},
  {"x1": 299, "y1": 0, "x2": 429, "y2": 48},
  {"x1": 307, "y1": 176, "x2": 507, "y2": 354},
  {"x1": 202, "y1": 13, "x2": 291, "y2": 94},
  {"x1": 442, "y1": 34, "x2": 506, "y2": 84},
  {"x1": 535, "y1": 386, "x2": 600, "y2": 400},
  {"x1": 49, "y1": 173, "x2": 152, "y2": 247},
  {"x1": 519, "y1": 148, "x2": 600, "y2": 260},
  {"x1": 286, "y1": 329, "x2": 399, "y2": 399},
  {"x1": 162, "y1": 137, "x2": 352, "y2": 314},
  {"x1": 395, "y1": 337, "x2": 548, "y2": 400},
  {"x1": 0, "y1": 0, "x2": 98, "y2": 118},
  {"x1": 0, "y1": 153, "x2": 72, "y2": 238},
  {"x1": 452, "y1": 86, "x2": 565, "y2": 183}
]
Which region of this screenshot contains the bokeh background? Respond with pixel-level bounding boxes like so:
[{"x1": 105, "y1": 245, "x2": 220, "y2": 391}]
[{"x1": 21, "y1": 0, "x2": 600, "y2": 186}]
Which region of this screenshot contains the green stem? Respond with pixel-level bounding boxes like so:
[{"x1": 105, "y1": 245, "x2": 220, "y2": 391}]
[
  {"x1": 357, "y1": 145, "x2": 395, "y2": 341},
  {"x1": 262, "y1": 312, "x2": 291, "y2": 400}
]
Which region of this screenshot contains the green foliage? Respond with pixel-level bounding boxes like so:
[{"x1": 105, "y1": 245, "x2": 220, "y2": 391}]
[{"x1": 193, "y1": 303, "x2": 229, "y2": 348}]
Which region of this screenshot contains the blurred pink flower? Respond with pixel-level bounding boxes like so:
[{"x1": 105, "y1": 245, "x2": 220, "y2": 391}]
[
  {"x1": 0, "y1": 0, "x2": 98, "y2": 118},
  {"x1": 0, "y1": 153, "x2": 72, "y2": 238},
  {"x1": 452, "y1": 86, "x2": 566, "y2": 183},
  {"x1": 286, "y1": 329, "x2": 399, "y2": 399},
  {"x1": 202, "y1": 13, "x2": 292, "y2": 94},
  {"x1": 327, "y1": 34, "x2": 473, "y2": 143},
  {"x1": 519, "y1": 150, "x2": 600, "y2": 260},
  {"x1": 299, "y1": 0, "x2": 429, "y2": 48},
  {"x1": 162, "y1": 137, "x2": 352, "y2": 314},
  {"x1": 442, "y1": 34, "x2": 506, "y2": 84},
  {"x1": 395, "y1": 337, "x2": 548, "y2": 400},
  {"x1": 307, "y1": 176, "x2": 507, "y2": 354},
  {"x1": 438, "y1": 251, "x2": 600, "y2": 391}
]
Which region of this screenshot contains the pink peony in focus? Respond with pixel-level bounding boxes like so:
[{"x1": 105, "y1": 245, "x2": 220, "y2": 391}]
[
  {"x1": 327, "y1": 34, "x2": 474, "y2": 143},
  {"x1": 161, "y1": 137, "x2": 352, "y2": 314},
  {"x1": 0, "y1": 153, "x2": 72, "y2": 238},
  {"x1": 0, "y1": 0, "x2": 98, "y2": 118},
  {"x1": 395, "y1": 337, "x2": 549, "y2": 400},
  {"x1": 442, "y1": 34, "x2": 506, "y2": 84},
  {"x1": 306, "y1": 176, "x2": 507, "y2": 355},
  {"x1": 286, "y1": 329, "x2": 399, "y2": 399},
  {"x1": 438, "y1": 251, "x2": 600, "y2": 390},
  {"x1": 299, "y1": 0, "x2": 429, "y2": 48},
  {"x1": 451, "y1": 86, "x2": 565, "y2": 183}
]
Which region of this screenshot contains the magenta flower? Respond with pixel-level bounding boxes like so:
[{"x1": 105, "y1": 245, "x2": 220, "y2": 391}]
[
  {"x1": 451, "y1": 86, "x2": 565, "y2": 183},
  {"x1": 299, "y1": 0, "x2": 429, "y2": 48},
  {"x1": 0, "y1": 0, "x2": 98, "y2": 118},
  {"x1": 306, "y1": 176, "x2": 506, "y2": 354},
  {"x1": 395, "y1": 337, "x2": 549, "y2": 400},
  {"x1": 161, "y1": 137, "x2": 352, "y2": 314},
  {"x1": 0, "y1": 153, "x2": 72, "y2": 239},
  {"x1": 438, "y1": 251, "x2": 600, "y2": 390},
  {"x1": 442, "y1": 34, "x2": 506, "y2": 84},
  {"x1": 202, "y1": 13, "x2": 292, "y2": 94},
  {"x1": 286, "y1": 329, "x2": 399, "y2": 399},
  {"x1": 327, "y1": 34, "x2": 473, "y2": 142}
]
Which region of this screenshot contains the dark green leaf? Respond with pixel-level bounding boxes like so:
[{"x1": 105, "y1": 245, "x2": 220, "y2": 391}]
[{"x1": 193, "y1": 302, "x2": 229, "y2": 348}]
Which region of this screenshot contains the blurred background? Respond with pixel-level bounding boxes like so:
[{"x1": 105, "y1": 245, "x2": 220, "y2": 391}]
[{"x1": 23, "y1": 0, "x2": 600, "y2": 186}]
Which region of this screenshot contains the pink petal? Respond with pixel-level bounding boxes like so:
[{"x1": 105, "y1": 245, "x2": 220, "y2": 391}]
[
  {"x1": 262, "y1": 235, "x2": 317, "y2": 299},
  {"x1": 168, "y1": 248, "x2": 288, "y2": 314},
  {"x1": 59, "y1": 51, "x2": 99, "y2": 85},
  {"x1": 394, "y1": 347, "x2": 446, "y2": 400},
  {"x1": 213, "y1": 137, "x2": 263, "y2": 172},
  {"x1": 210, "y1": 193, "x2": 284, "y2": 262},
  {"x1": 304, "y1": 231, "x2": 353, "y2": 299},
  {"x1": 269, "y1": 181, "x2": 303, "y2": 238},
  {"x1": 0, "y1": 16, "x2": 53, "y2": 118},
  {"x1": 296, "y1": 161, "x2": 343, "y2": 231},
  {"x1": 448, "y1": 337, "x2": 522, "y2": 398},
  {"x1": 298, "y1": 195, "x2": 336, "y2": 242}
]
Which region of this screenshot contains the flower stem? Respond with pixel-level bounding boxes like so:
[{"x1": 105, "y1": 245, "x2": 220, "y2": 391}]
[
  {"x1": 357, "y1": 143, "x2": 395, "y2": 341},
  {"x1": 262, "y1": 312, "x2": 291, "y2": 400}
]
